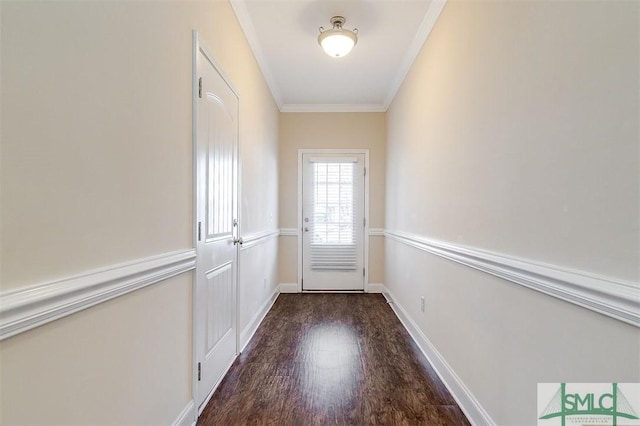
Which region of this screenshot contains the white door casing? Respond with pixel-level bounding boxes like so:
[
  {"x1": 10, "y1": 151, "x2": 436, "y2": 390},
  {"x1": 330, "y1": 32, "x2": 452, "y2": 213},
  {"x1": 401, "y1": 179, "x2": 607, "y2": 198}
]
[
  {"x1": 299, "y1": 150, "x2": 368, "y2": 291},
  {"x1": 194, "y1": 34, "x2": 239, "y2": 413}
]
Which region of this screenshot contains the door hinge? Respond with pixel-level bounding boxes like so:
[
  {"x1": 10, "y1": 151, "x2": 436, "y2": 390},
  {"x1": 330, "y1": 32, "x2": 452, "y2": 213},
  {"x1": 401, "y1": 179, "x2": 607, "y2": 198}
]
[
  {"x1": 364, "y1": 167, "x2": 367, "y2": 177},
  {"x1": 363, "y1": 217, "x2": 366, "y2": 227},
  {"x1": 363, "y1": 268, "x2": 366, "y2": 277},
  {"x1": 197, "y1": 362, "x2": 201, "y2": 381},
  {"x1": 197, "y1": 222, "x2": 202, "y2": 241},
  {"x1": 198, "y1": 77, "x2": 202, "y2": 98}
]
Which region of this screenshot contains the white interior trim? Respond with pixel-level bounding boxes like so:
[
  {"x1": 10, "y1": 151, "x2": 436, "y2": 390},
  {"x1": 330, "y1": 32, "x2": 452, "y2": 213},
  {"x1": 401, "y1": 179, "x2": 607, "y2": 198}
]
[
  {"x1": 239, "y1": 286, "x2": 279, "y2": 352},
  {"x1": 284, "y1": 228, "x2": 382, "y2": 237},
  {"x1": 172, "y1": 400, "x2": 196, "y2": 426},
  {"x1": 307, "y1": 156, "x2": 359, "y2": 163},
  {"x1": 279, "y1": 228, "x2": 298, "y2": 237},
  {"x1": 281, "y1": 104, "x2": 386, "y2": 113},
  {"x1": 385, "y1": 229, "x2": 640, "y2": 327},
  {"x1": 191, "y1": 31, "x2": 200, "y2": 422},
  {"x1": 229, "y1": 0, "x2": 447, "y2": 112},
  {"x1": 383, "y1": 0, "x2": 447, "y2": 109},
  {"x1": 228, "y1": 0, "x2": 283, "y2": 108},
  {"x1": 297, "y1": 149, "x2": 370, "y2": 293},
  {"x1": 279, "y1": 283, "x2": 299, "y2": 293},
  {"x1": 239, "y1": 229, "x2": 280, "y2": 250},
  {"x1": 197, "y1": 354, "x2": 237, "y2": 415},
  {"x1": 382, "y1": 286, "x2": 495, "y2": 425},
  {"x1": 369, "y1": 228, "x2": 385, "y2": 237},
  {"x1": 192, "y1": 31, "x2": 243, "y2": 416},
  {"x1": 367, "y1": 283, "x2": 385, "y2": 293},
  {"x1": 0, "y1": 249, "x2": 196, "y2": 340}
]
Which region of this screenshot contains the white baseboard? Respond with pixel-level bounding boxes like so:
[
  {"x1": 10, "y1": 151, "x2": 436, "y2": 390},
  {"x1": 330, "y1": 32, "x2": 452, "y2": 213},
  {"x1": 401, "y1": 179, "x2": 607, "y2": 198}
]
[
  {"x1": 367, "y1": 283, "x2": 385, "y2": 293},
  {"x1": 382, "y1": 286, "x2": 495, "y2": 426},
  {"x1": 279, "y1": 283, "x2": 298, "y2": 293},
  {"x1": 280, "y1": 283, "x2": 384, "y2": 293},
  {"x1": 173, "y1": 399, "x2": 195, "y2": 426},
  {"x1": 240, "y1": 286, "x2": 280, "y2": 352},
  {"x1": 196, "y1": 285, "x2": 280, "y2": 418},
  {"x1": 197, "y1": 354, "x2": 237, "y2": 416}
]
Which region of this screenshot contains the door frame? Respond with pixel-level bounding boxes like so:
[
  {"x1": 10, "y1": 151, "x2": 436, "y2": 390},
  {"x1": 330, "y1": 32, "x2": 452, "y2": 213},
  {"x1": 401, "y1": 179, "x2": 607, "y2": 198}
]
[
  {"x1": 191, "y1": 30, "x2": 241, "y2": 416},
  {"x1": 297, "y1": 148, "x2": 370, "y2": 293}
]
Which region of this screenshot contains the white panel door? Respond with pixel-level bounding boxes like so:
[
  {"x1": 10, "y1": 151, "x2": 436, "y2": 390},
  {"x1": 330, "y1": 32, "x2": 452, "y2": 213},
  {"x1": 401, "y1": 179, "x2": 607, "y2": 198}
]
[
  {"x1": 195, "y1": 44, "x2": 238, "y2": 411},
  {"x1": 302, "y1": 153, "x2": 365, "y2": 291}
]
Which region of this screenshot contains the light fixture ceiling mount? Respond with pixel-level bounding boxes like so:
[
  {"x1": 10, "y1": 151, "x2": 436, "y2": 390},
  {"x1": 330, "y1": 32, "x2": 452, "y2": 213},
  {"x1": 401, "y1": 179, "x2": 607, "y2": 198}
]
[{"x1": 318, "y1": 16, "x2": 358, "y2": 58}]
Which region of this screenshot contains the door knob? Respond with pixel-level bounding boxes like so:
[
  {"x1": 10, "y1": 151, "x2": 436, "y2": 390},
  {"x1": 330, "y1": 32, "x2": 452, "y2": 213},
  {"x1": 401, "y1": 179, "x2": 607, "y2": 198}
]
[
  {"x1": 233, "y1": 237, "x2": 244, "y2": 246},
  {"x1": 304, "y1": 227, "x2": 309, "y2": 232}
]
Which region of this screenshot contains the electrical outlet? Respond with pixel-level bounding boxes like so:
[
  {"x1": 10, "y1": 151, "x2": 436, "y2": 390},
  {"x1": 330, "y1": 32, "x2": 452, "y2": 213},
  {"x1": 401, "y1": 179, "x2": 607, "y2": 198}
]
[{"x1": 420, "y1": 296, "x2": 425, "y2": 312}]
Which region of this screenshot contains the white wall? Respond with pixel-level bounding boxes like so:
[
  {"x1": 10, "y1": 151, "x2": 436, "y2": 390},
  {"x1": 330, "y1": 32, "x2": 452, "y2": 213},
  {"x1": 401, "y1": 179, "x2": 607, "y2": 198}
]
[
  {"x1": 0, "y1": 0, "x2": 279, "y2": 423},
  {"x1": 385, "y1": 1, "x2": 640, "y2": 424}
]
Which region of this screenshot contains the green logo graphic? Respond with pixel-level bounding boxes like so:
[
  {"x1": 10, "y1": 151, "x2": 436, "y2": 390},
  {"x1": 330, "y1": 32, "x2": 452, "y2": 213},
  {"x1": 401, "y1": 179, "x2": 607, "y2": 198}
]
[{"x1": 539, "y1": 383, "x2": 639, "y2": 426}]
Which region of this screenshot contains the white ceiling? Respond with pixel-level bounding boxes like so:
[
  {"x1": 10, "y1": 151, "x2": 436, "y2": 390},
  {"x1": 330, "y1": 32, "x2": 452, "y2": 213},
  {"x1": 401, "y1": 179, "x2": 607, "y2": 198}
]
[{"x1": 230, "y1": 0, "x2": 446, "y2": 112}]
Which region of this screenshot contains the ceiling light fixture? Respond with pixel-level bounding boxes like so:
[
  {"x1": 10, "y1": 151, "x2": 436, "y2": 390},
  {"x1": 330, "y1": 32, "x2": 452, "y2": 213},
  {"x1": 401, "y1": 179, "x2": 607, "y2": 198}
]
[{"x1": 318, "y1": 16, "x2": 358, "y2": 58}]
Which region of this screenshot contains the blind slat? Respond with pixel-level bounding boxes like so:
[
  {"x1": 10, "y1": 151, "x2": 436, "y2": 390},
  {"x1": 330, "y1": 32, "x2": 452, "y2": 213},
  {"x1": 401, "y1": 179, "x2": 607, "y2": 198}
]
[{"x1": 310, "y1": 161, "x2": 357, "y2": 271}]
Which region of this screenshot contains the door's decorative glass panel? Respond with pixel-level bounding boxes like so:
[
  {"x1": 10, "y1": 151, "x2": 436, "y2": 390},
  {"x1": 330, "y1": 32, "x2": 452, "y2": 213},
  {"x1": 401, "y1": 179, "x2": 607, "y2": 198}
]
[{"x1": 310, "y1": 162, "x2": 357, "y2": 270}]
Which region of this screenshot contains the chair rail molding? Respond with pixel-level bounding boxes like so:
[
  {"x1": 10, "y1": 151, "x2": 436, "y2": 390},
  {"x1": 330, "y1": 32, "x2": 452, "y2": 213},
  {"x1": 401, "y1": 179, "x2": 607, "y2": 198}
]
[
  {"x1": 384, "y1": 230, "x2": 640, "y2": 327},
  {"x1": 279, "y1": 228, "x2": 298, "y2": 237},
  {"x1": 240, "y1": 229, "x2": 280, "y2": 250},
  {"x1": 369, "y1": 228, "x2": 385, "y2": 237},
  {"x1": 0, "y1": 249, "x2": 196, "y2": 340}
]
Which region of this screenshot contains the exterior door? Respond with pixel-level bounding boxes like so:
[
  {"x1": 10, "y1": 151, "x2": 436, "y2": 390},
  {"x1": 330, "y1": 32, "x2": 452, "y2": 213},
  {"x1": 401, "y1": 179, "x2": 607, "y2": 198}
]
[
  {"x1": 195, "y1": 41, "x2": 239, "y2": 411},
  {"x1": 301, "y1": 153, "x2": 366, "y2": 291}
]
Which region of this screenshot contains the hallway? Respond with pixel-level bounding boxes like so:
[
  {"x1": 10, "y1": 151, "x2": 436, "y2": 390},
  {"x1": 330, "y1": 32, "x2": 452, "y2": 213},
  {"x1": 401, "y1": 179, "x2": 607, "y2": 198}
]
[
  {"x1": 198, "y1": 294, "x2": 470, "y2": 425},
  {"x1": 1, "y1": 1, "x2": 638, "y2": 424}
]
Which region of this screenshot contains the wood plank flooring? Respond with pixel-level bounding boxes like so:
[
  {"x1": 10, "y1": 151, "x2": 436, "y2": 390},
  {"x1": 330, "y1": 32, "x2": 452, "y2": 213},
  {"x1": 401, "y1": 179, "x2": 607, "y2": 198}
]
[{"x1": 198, "y1": 294, "x2": 470, "y2": 425}]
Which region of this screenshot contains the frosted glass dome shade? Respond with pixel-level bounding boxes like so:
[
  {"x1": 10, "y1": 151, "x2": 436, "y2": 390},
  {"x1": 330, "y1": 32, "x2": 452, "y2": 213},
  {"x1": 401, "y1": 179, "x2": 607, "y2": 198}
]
[
  {"x1": 318, "y1": 16, "x2": 358, "y2": 58},
  {"x1": 319, "y1": 30, "x2": 357, "y2": 57}
]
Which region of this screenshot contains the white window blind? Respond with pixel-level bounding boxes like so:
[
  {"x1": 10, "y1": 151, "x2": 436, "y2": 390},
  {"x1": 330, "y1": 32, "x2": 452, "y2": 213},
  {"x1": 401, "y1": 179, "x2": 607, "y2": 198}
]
[{"x1": 309, "y1": 162, "x2": 357, "y2": 270}]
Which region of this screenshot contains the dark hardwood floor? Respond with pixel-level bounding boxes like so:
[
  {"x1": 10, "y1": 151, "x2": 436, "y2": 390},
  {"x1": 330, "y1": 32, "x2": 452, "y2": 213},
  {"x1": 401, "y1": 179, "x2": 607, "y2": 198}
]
[{"x1": 198, "y1": 294, "x2": 470, "y2": 425}]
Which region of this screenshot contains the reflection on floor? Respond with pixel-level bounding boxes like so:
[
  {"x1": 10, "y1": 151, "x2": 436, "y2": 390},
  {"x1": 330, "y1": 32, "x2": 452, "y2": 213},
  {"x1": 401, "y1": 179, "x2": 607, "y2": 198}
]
[{"x1": 198, "y1": 293, "x2": 470, "y2": 425}]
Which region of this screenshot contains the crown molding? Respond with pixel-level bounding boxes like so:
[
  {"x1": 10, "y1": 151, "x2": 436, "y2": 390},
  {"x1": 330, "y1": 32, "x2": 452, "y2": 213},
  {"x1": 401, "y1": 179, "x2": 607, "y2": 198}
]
[
  {"x1": 229, "y1": 0, "x2": 284, "y2": 108},
  {"x1": 384, "y1": 0, "x2": 447, "y2": 109},
  {"x1": 280, "y1": 103, "x2": 387, "y2": 113},
  {"x1": 230, "y1": 0, "x2": 447, "y2": 112}
]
